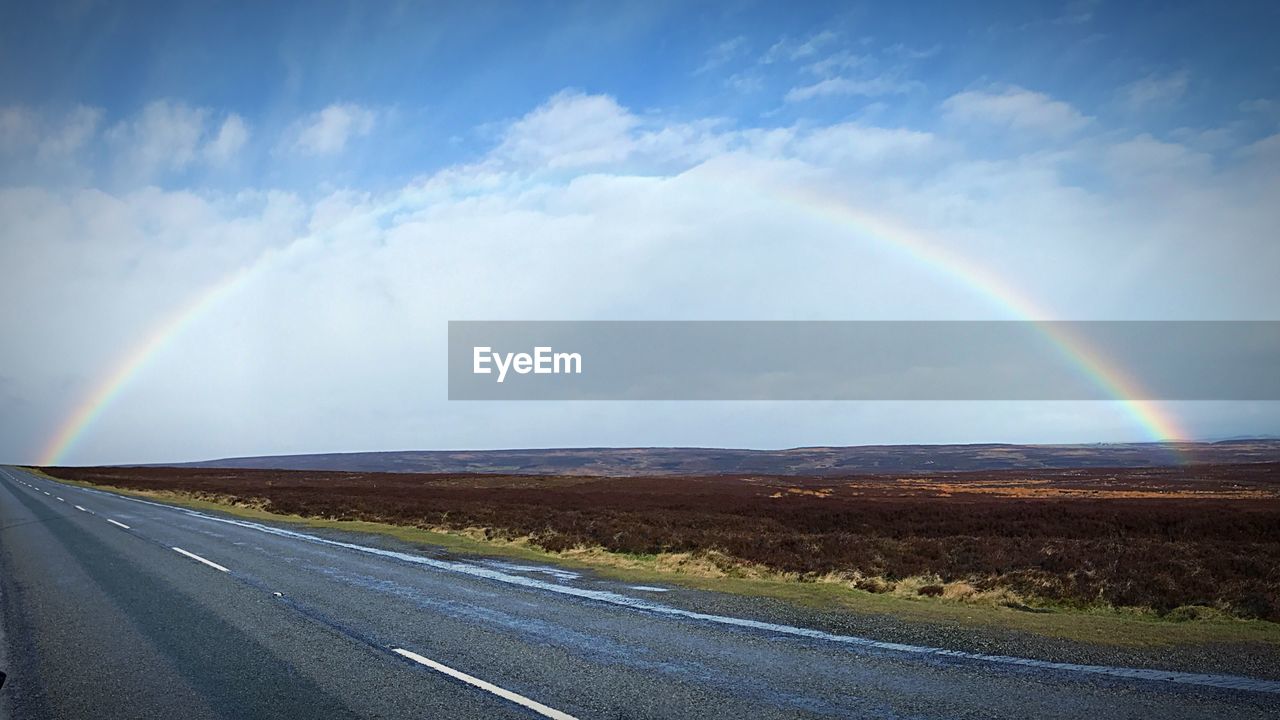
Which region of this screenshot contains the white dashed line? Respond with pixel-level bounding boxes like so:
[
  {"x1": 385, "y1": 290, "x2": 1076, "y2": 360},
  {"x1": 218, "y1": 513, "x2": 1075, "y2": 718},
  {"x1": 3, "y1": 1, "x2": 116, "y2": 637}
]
[
  {"x1": 107, "y1": 518, "x2": 131, "y2": 530},
  {"x1": 74, "y1": 505, "x2": 89, "y2": 512},
  {"x1": 56, "y1": 497, "x2": 64, "y2": 502},
  {"x1": 391, "y1": 648, "x2": 579, "y2": 720},
  {"x1": 172, "y1": 547, "x2": 229, "y2": 573}
]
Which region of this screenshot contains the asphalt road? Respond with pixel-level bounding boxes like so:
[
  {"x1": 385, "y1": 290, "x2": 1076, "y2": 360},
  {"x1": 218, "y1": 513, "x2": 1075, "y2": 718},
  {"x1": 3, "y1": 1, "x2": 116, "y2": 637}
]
[{"x1": 1, "y1": 466, "x2": 1277, "y2": 719}]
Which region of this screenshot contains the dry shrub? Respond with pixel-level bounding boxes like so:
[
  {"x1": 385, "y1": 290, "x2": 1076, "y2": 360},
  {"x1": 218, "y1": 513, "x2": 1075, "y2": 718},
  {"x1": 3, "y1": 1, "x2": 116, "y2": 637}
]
[
  {"x1": 942, "y1": 581, "x2": 977, "y2": 601},
  {"x1": 854, "y1": 576, "x2": 895, "y2": 594}
]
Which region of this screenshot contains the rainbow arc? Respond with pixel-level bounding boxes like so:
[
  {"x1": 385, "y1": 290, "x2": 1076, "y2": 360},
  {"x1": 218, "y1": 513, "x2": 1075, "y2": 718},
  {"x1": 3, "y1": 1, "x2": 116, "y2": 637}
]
[{"x1": 37, "y1": 184, "x2": 1186, "y2": 466}]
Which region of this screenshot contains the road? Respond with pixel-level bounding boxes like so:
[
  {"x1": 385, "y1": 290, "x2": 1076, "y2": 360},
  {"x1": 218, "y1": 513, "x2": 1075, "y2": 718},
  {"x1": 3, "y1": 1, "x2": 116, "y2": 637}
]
[{"x1": 1, "y1": 466, "x2": 1277, "y2": 719}]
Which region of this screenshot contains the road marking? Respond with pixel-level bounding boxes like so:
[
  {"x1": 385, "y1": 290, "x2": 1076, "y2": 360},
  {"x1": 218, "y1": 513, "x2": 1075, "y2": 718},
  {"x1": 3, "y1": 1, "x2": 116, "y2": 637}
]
[
  {"x1": 74, "y1": 505, "x2": 89, "y2": 512},
  {"x1": 107, "y1": 518, "x2": 131, "y2": 530},
  {"x1": 43, "y1": 491, "x2": 50, "y2": 495},
  {"x1": 172, "y1": 547, "x2": 229, "y2": 573},
  {"x1": 56, "y1": 497, "x2": 64, "y2": 502},
  {"x1": 391, "y1": 648, "x2": 578, "y2": 720}
]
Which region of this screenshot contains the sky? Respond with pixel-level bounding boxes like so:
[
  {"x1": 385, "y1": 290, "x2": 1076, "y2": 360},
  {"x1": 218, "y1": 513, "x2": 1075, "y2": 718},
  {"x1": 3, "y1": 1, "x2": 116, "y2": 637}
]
[{"x1": 2, "y1": 0, "x2": 1278, "y2": 465}]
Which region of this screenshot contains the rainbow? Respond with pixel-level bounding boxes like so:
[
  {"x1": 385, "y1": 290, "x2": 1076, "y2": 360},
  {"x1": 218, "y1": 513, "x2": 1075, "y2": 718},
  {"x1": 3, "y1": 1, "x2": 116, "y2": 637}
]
[
  {"x1": 37, "y1": 264, "x2": 259, "y2": 466},
  {"x1": 37, "y1": 181, "x2": 1186, "y2": 466},
  {"x1": 778, "y1": 183, "x2": 1187, "y2": 445}
]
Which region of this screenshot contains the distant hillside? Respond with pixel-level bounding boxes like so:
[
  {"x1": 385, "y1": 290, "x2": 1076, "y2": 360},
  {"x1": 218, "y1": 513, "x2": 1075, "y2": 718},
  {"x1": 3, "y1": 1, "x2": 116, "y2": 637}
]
[{"x1": 158, "y1": 440, "x2": 1280, "y2": 476}]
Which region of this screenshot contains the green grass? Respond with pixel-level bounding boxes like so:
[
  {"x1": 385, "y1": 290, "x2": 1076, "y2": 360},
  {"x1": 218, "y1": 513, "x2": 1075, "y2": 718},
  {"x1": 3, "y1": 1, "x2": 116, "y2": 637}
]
[{"x1": 27, "y1": 468, "x2": 1280, "y2": 648}]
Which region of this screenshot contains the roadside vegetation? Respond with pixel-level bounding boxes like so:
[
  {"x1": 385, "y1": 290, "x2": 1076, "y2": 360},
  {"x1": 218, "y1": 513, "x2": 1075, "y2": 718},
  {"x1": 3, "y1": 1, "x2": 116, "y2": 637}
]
[{"x1": 34, "y1": 463, "x2": 1280, "y2": 640}]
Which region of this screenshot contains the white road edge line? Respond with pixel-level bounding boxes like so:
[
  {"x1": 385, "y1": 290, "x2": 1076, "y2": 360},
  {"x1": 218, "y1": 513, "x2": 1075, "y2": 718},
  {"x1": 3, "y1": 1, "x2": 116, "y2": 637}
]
[
  {"x1": 391, "y1": 648, "x2": 578, "y2": 720},
  {"x1": 107, "y1": 518, "x2": 131, "y2": 530},
  {"x1": 172, "y1": 546, "x2": 230, "y2": 573}
]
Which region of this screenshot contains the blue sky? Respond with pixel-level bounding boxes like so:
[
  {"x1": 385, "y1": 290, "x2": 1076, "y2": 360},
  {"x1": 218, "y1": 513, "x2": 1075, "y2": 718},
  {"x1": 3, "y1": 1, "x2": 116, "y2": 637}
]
[
  {"x1": 1, "y1": 1, "x2": 1278, "y2": 463},
  {"x1": 5, "y1": 1, "x2": 1277, "y2": 187}
]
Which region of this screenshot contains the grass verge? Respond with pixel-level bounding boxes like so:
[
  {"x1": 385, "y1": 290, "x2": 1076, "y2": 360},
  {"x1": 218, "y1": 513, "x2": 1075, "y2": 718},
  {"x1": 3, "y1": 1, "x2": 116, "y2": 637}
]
[{"x1": 29, "y1": 468, "x2": 1280, "y2": 648}]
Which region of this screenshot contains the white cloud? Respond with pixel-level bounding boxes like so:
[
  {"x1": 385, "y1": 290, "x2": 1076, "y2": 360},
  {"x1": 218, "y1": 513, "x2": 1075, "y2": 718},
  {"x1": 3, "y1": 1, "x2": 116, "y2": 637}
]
[
  {"x1": 203, "y1": 114, "x2": 250, "y2": 165},
  {"x1": 106, "y1": 100, "x2": 209, "y2": 180},
  {"x1": 941, "y1": 87, "x2": 1091, "y2": 135},
  {"x1": 791, "y1": 30, "x2": 838, "y2": 60},
  {"x1": 495, "y1": 90, "x2": 638, "y2": 168},
  {"x1": 762, "y1": 31, "x2": 838, "y2": 64},
  {"x1": 1238, "y1": 98, "x2": 1279, "y2": 119},
  {"x1": 725, "y1": 72, "x2": 764, "y2": 93},
  {"x1": 695, "y1": 36, "x2": 747, "y2": 75},
  {"x1": 284, "y1": 103, "x2": 376, "y2": 156},
  {"x1": 0, "y1": 106, "x2": 40, "y2": 153},
  {"x1": 1170, "y1": 125, "x2": 1237, "y2": 153},
  {"x1": 1121, "y1": 71, "x2": 1189, "y2": 110},
  {"x1": 4, "y1": 89, "x2": 1280, "y2": 463},
  {"x1": 38, "y1": 106, "x2": 101, "y2": 161},
  {"x1": 1105, "y1": 133, "x2": 1213, "y2": 178},
  {"x1": 491, "y1": 91, "x2": 738, "y2": 171},
  {"x1": 792, "y1": 123, "x2": 938, "y2": 164},
  {"x1": 803, "y1": 51, "x2": 869, "y2": 77},
  {"x1": 885, "y1": 43, "x2": 941, "y2": 60},
  {"x1": 785, "y1": 75, "x2": 918, "y2": 102},
  {"x1": 1, "y1": 103, "x2": 252, "y2": 186},
  {"x1": 1236, "y1": 132, "x2": 1280, "y2": 162},
  {"x1": 1, "y1": 104, "x2": 101, "y2": 169}
]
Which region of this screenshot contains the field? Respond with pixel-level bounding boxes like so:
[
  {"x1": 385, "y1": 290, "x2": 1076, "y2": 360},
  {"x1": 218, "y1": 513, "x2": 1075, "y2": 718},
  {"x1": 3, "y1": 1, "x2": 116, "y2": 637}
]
[{"x1": 42, "y1": 462, "x2": 1280, "y2": 622}]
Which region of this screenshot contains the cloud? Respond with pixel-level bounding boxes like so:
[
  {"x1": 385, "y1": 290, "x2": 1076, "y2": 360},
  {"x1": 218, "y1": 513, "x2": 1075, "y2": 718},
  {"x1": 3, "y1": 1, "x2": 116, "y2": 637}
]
[
  {"x1": 491, "y1": 91, "x2": 739, "y2": 171},
  {"x1": 762, "y1": 30, "x2": 838, "y2": 64},
  {"x1": 1105, "y1": 133, "x2": 1213, "y2": 178},
  {"x1": 1238, "y1": 98, "x2": 1279, "y2": 119},
  {"x1": 941, "y1": 87, "x2": 1092, "y2": 135},
  {"x1": 1, "y1": 102, "x2": 255, "y2": 186},
  {"x1": 283, "y1": 103, "x2": 376, "y2": 156},
  {"x1": 785, "y1": 75, "x2": 919, "y2": 102},
  {"x1": 1, "y1": 103, "x2": 254, "y2": 186},
  {"x1": 39, "y1": 106, "x2": 101, "y2": 161},
  {"x1": 4, "y1": 88, "x2": 1280, "y2": 463},
  {"x1": 725, "y1": 72, "x2": 764, "y2": 93},
  {"x1": 203, "y1": 114, "x2": 250, "y2": 165},
  {"x1": 792, "y1": 123, "x2": 938, "y2": 164},
  {"x1": 1235, "y1": 132, "x2": 1280, "y2": 162},
  {"x1": 495, "y1": 90, "x2": 639, "y2": 168},
  {"x1": 885, "y1": 43, "x2": 941, "y2": 60},
  {"x1": 803, "y1": 51, "x2": 869, "y2": 77},
  {"x1": 1054, "y1": 0, "x2": 1099, "y2": 25},
  {"x1": 106, "y1": 100, "x2": 209, "y2": 180},
  {"x1": 1169, "y1": 125, "x2": 1237, "y2": 153},
  {"x1": 1120, "y1": 71, "x2": 1189, "y2": 110},
  {"x1": 695, "y1": 36, "x2": 748, "y2": 75},
  {"x1": 104, "y1": 101, "x2": 255, "y2": 182},
  {"x1": 1, "y1": 105, "x2": 101, "y2": 168},
  {"x1": 790, "y1": 30, "x2": 838, "y2": 60},
  {"x1": 0, "y1": 107, "x2": 35, "y2": 151}
]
